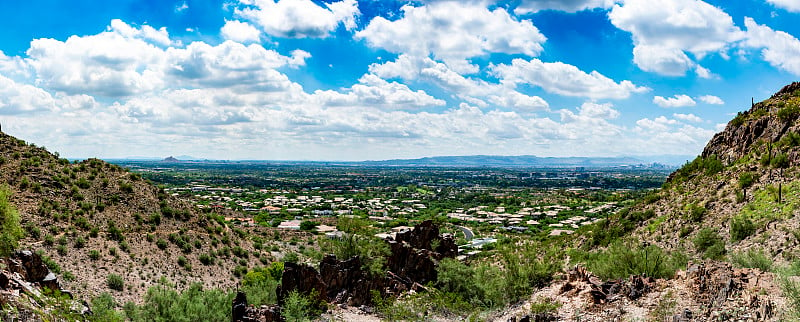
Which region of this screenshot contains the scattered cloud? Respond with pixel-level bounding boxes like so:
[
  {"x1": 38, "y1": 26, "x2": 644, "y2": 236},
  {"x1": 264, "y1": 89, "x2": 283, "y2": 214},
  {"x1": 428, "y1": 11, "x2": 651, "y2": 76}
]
[
  {"x1": 492, "y1": 58, "x2": 649, "y2": 99},
  {"x1": 653, "y1": 94, "x2": 696, "y2": 108},
  {"x1": 357, "y1": 2, "x2": 546, "y2": 73},
  {"x1": 699, "y1": 95, "x2": 724, "y2": 104},
  {"x1": 609, "y1": 0, "x2": 743, "y2": 76},
  {"x1": 175, "y1": 1, "x2": 189, "y2": 12},
  {"x1": 514, "y1": 0, "x2": 616, "y2": 14},
  {"x1": 766, "y1": 0, "x2": 800, "y2": 12},
  {"x1": 220, "y1": 20, "x2": 261, "y2": 43},
  {"x1": 235, "y1": 0, "x2": 359, "y2": 38},
  {"x1": 673, "y1": 113, "x2": 703, "y2": 123},
  {"x1": 743, "y1": 17, "x2": 800, "y2": 76}
]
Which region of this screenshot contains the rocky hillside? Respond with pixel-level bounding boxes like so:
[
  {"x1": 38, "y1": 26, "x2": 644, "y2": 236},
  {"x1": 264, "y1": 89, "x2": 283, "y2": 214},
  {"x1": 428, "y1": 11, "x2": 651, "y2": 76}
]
[
  {"x1": 627, "y1": 82, "x2": 800, "y2": 261},
  {"x1": 0, "y1": 132, "x2": 265, "y2": 305}
]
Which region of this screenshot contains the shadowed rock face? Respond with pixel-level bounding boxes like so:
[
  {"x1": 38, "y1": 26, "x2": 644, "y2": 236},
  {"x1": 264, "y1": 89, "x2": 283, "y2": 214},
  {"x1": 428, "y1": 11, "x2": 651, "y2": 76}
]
[
  {"x1": 699, "y1": 82, "x2": 800, "y2": 168},
  {"x1": 236, "y1": 220, "x2": 456, "y2": 321}
]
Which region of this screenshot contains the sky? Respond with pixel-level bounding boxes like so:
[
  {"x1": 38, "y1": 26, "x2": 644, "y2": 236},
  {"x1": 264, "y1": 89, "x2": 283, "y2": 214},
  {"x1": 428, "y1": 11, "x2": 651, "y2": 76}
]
[{"x1": 1, "y1": 0, "x2": 800, "y2": 161}]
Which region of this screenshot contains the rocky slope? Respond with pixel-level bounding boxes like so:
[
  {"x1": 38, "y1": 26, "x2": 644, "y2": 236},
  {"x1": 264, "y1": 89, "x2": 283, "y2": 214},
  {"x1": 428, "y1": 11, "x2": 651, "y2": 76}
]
[{"x1": 0, "y1": 132, "x2": 264, "y2": 305}]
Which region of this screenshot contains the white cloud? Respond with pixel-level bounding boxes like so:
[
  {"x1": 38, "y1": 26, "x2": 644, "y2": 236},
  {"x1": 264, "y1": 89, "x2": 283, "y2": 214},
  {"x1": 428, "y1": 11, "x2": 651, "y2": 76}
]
[
  {"x1": 175, "y1": 1, "x2": 189, "y2": 12},
  {"x1": 357, "y1": 2, "x2": 546, "y2": 72},
  {"x1": 26, "y1": 21, "x2": 167, "y2": 97},
  {"x1": 369, "y1": 54, "x2": 549, "y2": 111},
  {"x1": 221, "y1": 20, "x2": 261, "y2": 43},
  {"x1": 492, "y1": 58, "x2": 649, "y2": 99},
  {"x1": 236, "y1": 0, "x2": 359, "y2": 38},
  {"x1": 653, "y1": 94, "x2": 696, "y2": 108},
  {"x1": 514, "y1": 0, "x2": 616, "y2": 14},
  {"x1": 743, "y1": 17, "x2": 800, "y2": 76},
  {"x1": 767, "y1": 0, "x2": 800, "y2": 12},
  {"x1": 673, "y1": 113, "x2": 703, "y2": 123},
  {"x1": 312, "y1": 74, "x2": 446, "y2": 109},
  {"x1": 699, "y1": 95, "x2": 724, "y2": 104},
  {"x1": 609, "y1": 0, "x2": 743, "y2": 76}
]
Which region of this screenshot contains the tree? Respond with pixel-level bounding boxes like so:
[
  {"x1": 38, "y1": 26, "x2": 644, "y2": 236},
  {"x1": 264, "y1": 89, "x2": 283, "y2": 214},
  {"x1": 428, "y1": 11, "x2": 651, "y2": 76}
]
[{"x1": 0, "y1": 184, "x2": 23, "y2": 257}]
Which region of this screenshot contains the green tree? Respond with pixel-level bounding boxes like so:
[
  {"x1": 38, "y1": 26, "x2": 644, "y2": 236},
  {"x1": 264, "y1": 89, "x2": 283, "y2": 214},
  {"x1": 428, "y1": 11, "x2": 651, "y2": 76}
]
[{"x1": 0, "y1": 184, "x2": 23, "y2": 257}]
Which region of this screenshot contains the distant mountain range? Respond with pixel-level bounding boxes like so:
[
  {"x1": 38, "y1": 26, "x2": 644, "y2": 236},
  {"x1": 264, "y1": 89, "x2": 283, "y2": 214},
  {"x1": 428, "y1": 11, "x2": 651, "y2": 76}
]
[
  {"x1": 111, "y1": 154, "x2": 693, "y2": 167},
  {"x1": 362, "y1": 155, "x2": 691, "y2": 167}
]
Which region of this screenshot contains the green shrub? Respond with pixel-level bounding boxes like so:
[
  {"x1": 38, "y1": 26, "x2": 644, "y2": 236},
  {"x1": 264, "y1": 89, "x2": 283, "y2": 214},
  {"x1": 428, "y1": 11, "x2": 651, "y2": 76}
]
[
  {"x1": 738, "y1": 172, "x2": 756, "y2": 189},
  {"x1": 730, "y1": 215, "x2": 756, "y2": 242},
  {"x1": 124, "y1": 282, "x2": 233, "y2": 322},
  {"x1": 91, "y1": 293, "x2": 125, "y2": 322},
  {"x1": 730, "y1": 249, "x2": 773, "y2": 272},
  {"x1": 687, "y1": 204, "x2": 706, "y2": 222},
  {"x1": 573, "y1": 241, "x2": 687, "y2": 280},
  {"x1": 778, "y1": 103, "x2": 800, "y2": 121},
  {"x1": 693, "y1": 228, "x2": 726, "y2": 259},
  {"x1": 107, "y1": 274, "x2": 124, "y2": 291},
  {"x1": 89, "y1": 250, "x2": 101, "y2": 260},
  {"x1": 0, "y1": 185, "x2": 23, "y2": 257},
  {"x1": 241, "y1": 268, "x2": 280, "y2": 306},
  {"x1": 281, "y1": 290, "x2": 314, "y2": 322},
  {"x1": 156, "y1": 239, "x2": 168, "y2": 250}
]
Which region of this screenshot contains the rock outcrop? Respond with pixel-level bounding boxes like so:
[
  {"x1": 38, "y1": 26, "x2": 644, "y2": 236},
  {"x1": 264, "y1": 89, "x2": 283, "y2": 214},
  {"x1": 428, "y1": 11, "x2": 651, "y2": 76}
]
[
  {"x1": 232, "y1": 291, "x2": 282, "y2": 322},
  {"x1": 238, "y1": 220, "x2": 455, "y2": 320},
  {"x1": 0, "y1": 250, "x2": 87, "y2": 320}
]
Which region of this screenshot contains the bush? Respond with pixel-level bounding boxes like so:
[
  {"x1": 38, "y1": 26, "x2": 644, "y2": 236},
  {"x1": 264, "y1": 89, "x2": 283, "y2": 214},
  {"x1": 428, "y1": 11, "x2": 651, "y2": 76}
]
[
  {"x1": 107, "y1": 274, "x2": 124, "y2": 291},
  {"x1": 281, "y1": 290, "x2": 314, "y2": 322},
  {"x1": 0, "y1": 185, "x2": 23, "y2": 257},
  {"x1": 687, "y1": 204, "x2": 706, "y2": 222},
  {"x1": 693, "y1": 228, "x2": 726, "y2": 259},
  {"x1": 241, "y1": 268, "x2": 280, "y2": 306},
  {"x1": 574, "y1": 241, "x2": 687, "y2": 280},
  {"x1": 124, "y1": 282, "x2": 233, "y2": 322},
  {"x1": 156, "y1": 239, "x2": 168, "y2": 250},
  {"x1": 771, "y1": 153, "x2": 790, "y2": 168},
  {"x1": 199, "y1": 253, "x2": 213, "y2": 266},
  {"x1": 89, "y1": 250, "x2": 101, "y2": 260},
  {"x1": 730, "y1": 249, "x2": 773, "y2": 272},
  {"x1": 91, "y1": 293, "x2": 125, "y2": 322},
  {"x1": 730, "y1": 215, "x2": 756, "y2": 242},
  {"x1": 738, "y1": 172, "x2": 756, "y2": 189}
]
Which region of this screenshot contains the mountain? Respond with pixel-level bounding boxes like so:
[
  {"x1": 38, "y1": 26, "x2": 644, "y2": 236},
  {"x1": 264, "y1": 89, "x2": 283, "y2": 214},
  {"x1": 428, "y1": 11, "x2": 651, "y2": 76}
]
[
  {"x1": 365, "y1": 155, "x2": 650, "y2": 167},
  {"x1": 0, "y1": 132, "x2": 260, "y2": 308}
]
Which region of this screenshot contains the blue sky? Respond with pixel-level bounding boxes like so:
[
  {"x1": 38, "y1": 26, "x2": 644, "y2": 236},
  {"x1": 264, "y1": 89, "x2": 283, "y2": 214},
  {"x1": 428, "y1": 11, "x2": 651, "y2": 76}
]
[{"x1": 1, "y1": 0, "x2": 800, "y2": 160}]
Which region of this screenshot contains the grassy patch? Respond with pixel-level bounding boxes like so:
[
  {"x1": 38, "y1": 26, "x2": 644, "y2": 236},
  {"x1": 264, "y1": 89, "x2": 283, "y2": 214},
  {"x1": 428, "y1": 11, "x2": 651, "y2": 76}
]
[{"x1": 571, "y1": 241, "x2": 688, "y2": 280}]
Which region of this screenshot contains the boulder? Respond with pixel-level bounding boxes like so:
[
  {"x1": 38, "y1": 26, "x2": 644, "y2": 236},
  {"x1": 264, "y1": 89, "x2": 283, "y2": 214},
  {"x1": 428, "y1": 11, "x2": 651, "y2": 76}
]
[{"x1": 13, "y1": 250, "x2": 50, "y2": 282}]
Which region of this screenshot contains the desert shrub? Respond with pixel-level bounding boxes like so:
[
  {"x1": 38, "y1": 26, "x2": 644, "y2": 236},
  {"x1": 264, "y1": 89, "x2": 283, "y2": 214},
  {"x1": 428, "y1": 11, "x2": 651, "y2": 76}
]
[
  {"x1": 738, "y1": 172, "x2": 756, "y2": 189},
  {"x1": 91, "y1": 293, "x2": 125, "y2": 322},
  {"x1": 730, "y1": 249, "x2": 773, "y2": 272},
  {"x1": 124, "y1": 282, "x2": 233, "y2": 322},
  {"x1": 107, "y1": 222, "x2": 124, "y2": 242},
  {"x1": 89, "y1": 250, "x2": 101, "y2": 260},
  {"x1": 730, "y1": 215, "x2": 756, "y2": 242},
  {"x1": 778, "y1": 103, "x2": 800, "y2": 121},
  {"x1": 119, "y1": 181, "x2": 133, "y2": 193},
  {"x1": 281, "y1": 290, "x2": 315, "y2": 322},
  {"x1": 199, "y1": 253, "x2": 213, "y2": 266},
  {"x1": 693, "y1": 228, "x2": 726, "y2": 259},
  {"x1": 780, "y1": 132, "x2": 800, "y2": 147},
  {"x1": 177, "y1": 256, "x2": 189, "y2": 268},
  {"x1": 76, "y1": 177, "x2": 91, "y2": 189},
  {"x1": 283, "y1": 252, "x2": 299, "y2": 264},
  {"x1": 156, "y1": 239, "x2": 168, "y2": 250},
  {"x1": 299, "y1": 221, "x2": 319, "y2": 231},
  {"x1": 572, "y1": 241, "x2": 687, "y2": 280},
  {"x1": 687, "y1": 204, "x2": 706, "y2": 222},
  {"x1": 241, "y1": 267, "x2": 280, "y2": 306},
  {"x1": 0, "y1": 185, "x2": 23, "y2": 257},
  {"x1": 771, "y1": 152, "x2": 790, "y2": 168},
  {"x1": 74, "y1": 236, "x2": 86, "y2": 248},
  {"x1": 107, "y1": 274, "x2": 124, "y2": 291}
]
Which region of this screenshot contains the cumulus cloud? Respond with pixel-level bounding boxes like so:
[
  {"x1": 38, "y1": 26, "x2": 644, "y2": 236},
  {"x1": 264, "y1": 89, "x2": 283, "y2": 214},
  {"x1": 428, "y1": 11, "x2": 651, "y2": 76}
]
[
  {"x1": 235, "y1": 0, "x2": 359, "y2": 38},
  {"x1": 369, "y1": 55, "x2": 549, "y2": 111},
  {"x1": 220, "y1": 20, "x2": 261, "y2": 43},
  {"x1": 653, "y1": 94, "x2": 696, "y2": 108},
  {"x1": 312, "y1": 74, "x2": 446, "y2": 109},
  {"x1": 357, "y1": 2, "x2": 546, "y2": 72},
  {"x1": 609, "y1": 0, "x2": 743, "y2": 76},
  {"x1": 767, "y1": 0, "x2": 800, "y2": 12},
  {"x1": 491, "y1": 58, "x2": 649, "y2": 99},
  {"x1": 673, "y1": 113, "x2": 703, "y2": 123},
  {"x1": 699, "y1": 95, "x2": 724, "y2": 104},
  {"x1": 26, "y1": 20, "x2": 167, "y2": 97},
  {"x1": 743, "y1": 17, "x2": 800, "y2": 76},
  {"x1": 514, "y1": 0, "x2": 616, "y2": 14}
]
